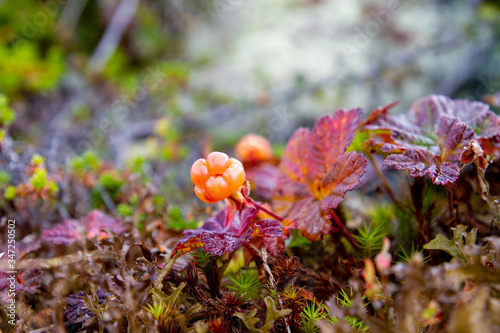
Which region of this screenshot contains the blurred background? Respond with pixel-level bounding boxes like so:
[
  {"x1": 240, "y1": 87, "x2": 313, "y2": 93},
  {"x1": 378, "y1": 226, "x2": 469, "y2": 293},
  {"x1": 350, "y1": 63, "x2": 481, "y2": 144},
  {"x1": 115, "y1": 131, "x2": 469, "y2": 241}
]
[{"x1": 0, "y1": 0, "x2": 499, "y2": 199}]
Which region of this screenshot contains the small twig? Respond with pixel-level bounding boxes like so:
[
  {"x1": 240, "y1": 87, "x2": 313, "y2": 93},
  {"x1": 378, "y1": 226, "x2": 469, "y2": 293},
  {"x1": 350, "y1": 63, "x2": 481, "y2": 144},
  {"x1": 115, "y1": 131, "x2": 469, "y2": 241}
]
[
  {"x1": 87, "y1": 0, "x2": 140, "y2": 72},
  {"x1": 56, "y1": 0, "x2": 89, "y2": 34},
  {"x1": 29, "y1": 325, "x2": 54, "y2": 333},
  {"x1": 94, "y1": 184, "x2": 116, "y2": 212}
]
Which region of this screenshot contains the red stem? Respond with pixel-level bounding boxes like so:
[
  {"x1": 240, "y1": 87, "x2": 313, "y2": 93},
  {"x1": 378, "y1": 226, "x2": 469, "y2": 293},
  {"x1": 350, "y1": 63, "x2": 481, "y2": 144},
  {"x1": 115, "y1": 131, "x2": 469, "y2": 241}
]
[
  {"x1": 254, "y1": 202, "x2": 284, "y2": 222},
  {"x1": 329, "y1": 209, "x2": 360, "y2": 251},
  {"x1": 445, "y1": 184, "x2": 455, "y2": 222}
]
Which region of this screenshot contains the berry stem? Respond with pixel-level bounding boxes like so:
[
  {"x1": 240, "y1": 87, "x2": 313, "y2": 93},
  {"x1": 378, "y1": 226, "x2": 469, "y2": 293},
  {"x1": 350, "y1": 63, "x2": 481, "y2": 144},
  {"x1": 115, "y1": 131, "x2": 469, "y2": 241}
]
[{"x1": 254, "y1": 202, "x2": 284, "y2": 222}]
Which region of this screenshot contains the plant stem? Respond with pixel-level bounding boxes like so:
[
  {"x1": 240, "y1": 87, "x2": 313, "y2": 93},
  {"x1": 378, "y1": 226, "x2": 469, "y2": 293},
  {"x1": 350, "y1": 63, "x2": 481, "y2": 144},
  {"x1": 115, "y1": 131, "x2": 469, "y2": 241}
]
[
  {"x1": 366, "y1": 152, "x2": 404, "y2": 211},
  {"x1": 409, "y1": 177, "x2": 428, "y2": 245},
  {"x1": 445, "y1": 184, "x2": 455, "y2": 222},
  {"x1": 329, "y1": 209, "x2": 360, "y2": 251},
  {"x1": 254, "y1": 202, "x2": 284, "y2": 221}
]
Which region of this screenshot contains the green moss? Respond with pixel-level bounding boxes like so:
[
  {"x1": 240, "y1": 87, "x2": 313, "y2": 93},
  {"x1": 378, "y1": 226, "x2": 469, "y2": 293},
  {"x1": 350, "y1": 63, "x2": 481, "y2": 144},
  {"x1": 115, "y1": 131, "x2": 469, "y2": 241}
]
[
  {"x1": 48, "y1": 180, "x2": 59, "y2": 196},
  {"x1": 0, "y1": 94, "x2": 15, "y2": 127},
  {"x1": 31, "y1": 154, "x2": 45, "y2": 166},
  {"x1": 0, "y1": 171, "x2": 11, "y2": 186},
  {"x1": 117, "y1": 203, "x2": 134, "y2": 217},
  {"x1": 30, "y1": 168, "x2": 48, "y2": 191},
  {"x1": 4, "y1": 185, "x2": 16, "y2": 200}
]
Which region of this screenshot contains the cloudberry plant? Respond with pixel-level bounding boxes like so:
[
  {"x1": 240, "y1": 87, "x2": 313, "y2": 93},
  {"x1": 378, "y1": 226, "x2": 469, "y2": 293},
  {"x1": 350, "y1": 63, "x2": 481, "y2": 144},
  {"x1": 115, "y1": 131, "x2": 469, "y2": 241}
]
[
  {"x1": 190, "y1": 151, "x2": 245, "y2": 203},
  {"x1": 235, "y1": 133, "x2": 273, "y2": 164}
]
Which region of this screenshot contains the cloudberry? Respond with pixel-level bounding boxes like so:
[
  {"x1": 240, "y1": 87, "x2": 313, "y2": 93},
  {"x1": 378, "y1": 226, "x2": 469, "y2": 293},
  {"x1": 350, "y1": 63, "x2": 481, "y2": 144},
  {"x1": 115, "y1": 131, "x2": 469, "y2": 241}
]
[
  {"x1": 190, "y1": 152, "x2": 245, "y2": 203},
  {"x1": 235, "y1": 134, "x2": 273, "y2": 164}
]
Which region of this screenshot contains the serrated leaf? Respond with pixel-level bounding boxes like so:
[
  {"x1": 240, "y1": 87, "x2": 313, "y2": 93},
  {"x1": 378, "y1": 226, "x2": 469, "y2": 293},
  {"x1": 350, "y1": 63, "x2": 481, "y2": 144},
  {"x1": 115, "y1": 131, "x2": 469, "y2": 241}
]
[
  {"x1": 381, "y1": 116, "x2": 474, "y2": 185},
  {"x1": 280, "y1": 127, "x2": 310, "y2": 183},
  {"x1": 307, "y1": 109, "x2": 363, "y2": 185},
  {"x1": 273, "y1": 109, "x2": 367, "y2": 241},
  {"x1": 423, "y1": 225, "x2": 477, "y2": 263},
  {"x1": 382, "y1": 147, "x2": 460, "y2": 186},
  {"x1": 42, "y1": 219, "x2": 82, "y2": 245},
  {"x1": 437, "y1": 116, "x2": 476, "y2": 161},
  {"x1": 84, "y1": 210, "x2": 127, "y2": 239},
  {"x1": 363, "y1": 94, "x2": 500, "y2": 184},
  {"x1": 42, "y1": 210, "x2": 126, "y2": 246},
  {"x1": 172, "y1": 207, "x2": 284, "y2": 256}
]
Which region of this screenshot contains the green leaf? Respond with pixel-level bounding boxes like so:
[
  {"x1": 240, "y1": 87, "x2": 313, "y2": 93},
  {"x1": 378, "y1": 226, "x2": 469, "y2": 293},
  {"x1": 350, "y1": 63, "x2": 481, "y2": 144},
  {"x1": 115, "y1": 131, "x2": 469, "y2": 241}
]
[
  {"x1": 423, "y1": 225, "x2": 477, "y2": 263},
  {"x1": 235, "y1": 296, "x2": 292, "y2": 333}
]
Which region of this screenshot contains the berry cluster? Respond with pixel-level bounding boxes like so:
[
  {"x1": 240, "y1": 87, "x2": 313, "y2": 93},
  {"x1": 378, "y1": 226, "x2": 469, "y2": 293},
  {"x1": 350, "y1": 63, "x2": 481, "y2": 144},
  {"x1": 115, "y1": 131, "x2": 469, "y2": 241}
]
[{"x1": 190, "y1": 152, "x2": 245, "y2": 203}]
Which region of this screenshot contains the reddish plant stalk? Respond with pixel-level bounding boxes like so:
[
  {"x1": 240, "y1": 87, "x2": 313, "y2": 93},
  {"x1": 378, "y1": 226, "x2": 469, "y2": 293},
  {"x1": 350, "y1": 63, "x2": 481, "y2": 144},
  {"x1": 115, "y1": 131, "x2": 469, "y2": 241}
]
[
  {"x1": 329, "y1": 209, "x2": 360, "y2": 251},
  {"x1": 254, "y1": 202, "x2": 284, "y2": 222}
]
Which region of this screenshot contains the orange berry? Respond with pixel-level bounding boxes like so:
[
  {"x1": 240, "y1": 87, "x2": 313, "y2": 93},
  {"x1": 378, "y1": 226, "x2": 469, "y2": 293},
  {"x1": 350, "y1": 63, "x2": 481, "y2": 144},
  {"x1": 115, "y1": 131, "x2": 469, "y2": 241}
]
[
  {"x1": 205, "y1": 176, "x2": 232, "y2": 201},
  {"x1": 222, "y1": 160, "x2": 245, "y2": 191},
  {"x1": 190, "y1": 159, "x2": 210, "y2": 187},
  {"x1": 235, "y1": 134, "x2": 273, "y2": 164},
  {"x1": 194, "y1": 186, "x2": 218, "y2": 204},
  {"x1": 206, "y1": 152, "x2": 230, "y2": 174},
  {"x1": 190, "y1": 152, "x2": 246, "y2": 204}
]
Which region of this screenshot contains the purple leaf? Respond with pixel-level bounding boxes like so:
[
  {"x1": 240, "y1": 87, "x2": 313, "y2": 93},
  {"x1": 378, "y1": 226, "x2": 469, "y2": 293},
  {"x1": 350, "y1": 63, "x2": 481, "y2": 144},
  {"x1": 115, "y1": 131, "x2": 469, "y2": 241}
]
[
  {"x1": 362, "y1": 95, "x2": 495, "y2": 185},
  {"x1": 437, "y1": 116, "x2": 475, "y2": 161},
  {"x1": 383, "y1": 148, "x2": 460, "y2": 186},
  {"x1": 173, "y1": 206, "x2": 284, "y2": 256},
  {"x1": 0, "y1": 269, "x2": 43, "y2": 302},
  {"x1": 65, "y1": 288, "x2": 114, "y2": 324},
  {"x1": 43, "y1": 210, "x2": 126, "y2": 246},
  {"x1": 42, "y1": 219, "x2": 81, "y2": 245},
  {"x1": 85, "y1": 210, "x2": 127, "y2": 239}
]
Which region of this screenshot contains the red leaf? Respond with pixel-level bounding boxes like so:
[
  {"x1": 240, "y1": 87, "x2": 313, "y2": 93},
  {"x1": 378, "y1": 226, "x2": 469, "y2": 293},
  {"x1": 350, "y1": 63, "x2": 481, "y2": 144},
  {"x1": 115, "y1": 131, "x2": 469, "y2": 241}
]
[
  {"x1": 224, "y1": 199, "x2": 239, "y2": 229},
  {"x1": 84, "y1": 210, "x2": 127, "y2": 239},
  {"x1": 273, "y1": 109, "x2": 367, "y2": 241},
  {"x1": 321, "y1": 151, "x2": 369, "y2": 201},
  {"x1": 173, "y1": 207, "x2": 284, "y2": 256},
  {"x1": 252, "y1": 219, "x2": 286, "y2": 238},
  {"x1": 308, "y1": 109, "x2": 363, "y2": 185},
  {"x1": 43, "y1": 210, "x2": 126, "y2": 246},
  {"x1": 280, "y1": 127, "x2": 310, "y2": 183},
  {"x1": 42, "y1": 219, "x2": 81, "y2": 245}
]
